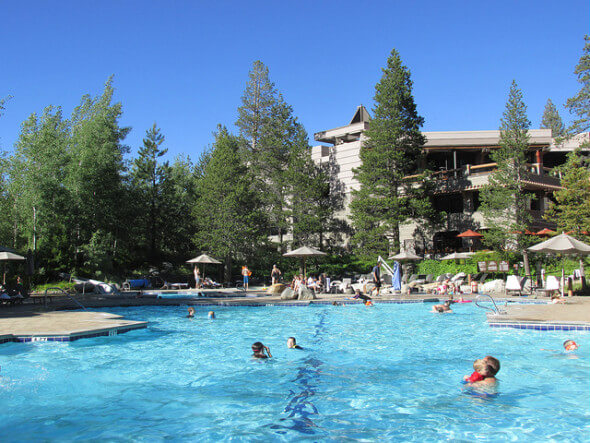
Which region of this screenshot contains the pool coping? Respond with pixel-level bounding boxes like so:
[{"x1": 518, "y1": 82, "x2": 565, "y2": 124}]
[{"x1": 0, "y1": 321, "x2": 147, "y2": 344}]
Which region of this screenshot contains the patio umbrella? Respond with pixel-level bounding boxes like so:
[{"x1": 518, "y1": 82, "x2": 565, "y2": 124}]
[
  {"x1": 283, "y1": 246, "x2": 327, "y2": 277},
  {"x1": 528, "y1": 233, "x2": 590, "y2": 296},
  {"x1": 440, "y1": 251, "x2": 475, "y2": 260},
  {"x1": 535, "y1": 228, "x2": 556, "y2": 237},
  {"x1": 457, "y1": 229, "x2": 483, "y2": 252},
  {"x1": 186, "y1": 254, "x2": 222, "y2": 281},
  {"x1": 388, "y1": 251, "x2": 421, "y2": 261},
  {"x1": 0, "y1": 251, "x2": 26, "y2": 285}
]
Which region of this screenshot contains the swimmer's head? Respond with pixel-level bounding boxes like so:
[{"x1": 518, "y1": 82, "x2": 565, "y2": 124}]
[
  {"x1": 444, "y1": 300, "x2": 451, "y2": 306},
  {"x1": 483, "y1": 356, "x2": 500, "y2": 376},
  {"x1": 252, "y1": 342, "x2": 264, "y2": 353},
  {"x1": 473, "y1": 358, "x2": 488, "y2": 375},
  {"x1": 564, "y1": 340, "x2": 578, "y2": 351},
  {"x1": 365, "y1": 300, "x2": 373, "y2": 306},
  {"x1": 208, "y1": 311, "x2": 215, "y2": 319},
  {"x1": 287, "y1": 337, "x2": 297, "y2": 348},
  {"x1": 187, "y1": 307, "x2": 195, "y2": 317}
]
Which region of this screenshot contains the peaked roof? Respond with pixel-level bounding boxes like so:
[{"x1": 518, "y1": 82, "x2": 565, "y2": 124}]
[{"x1": 349, "y1": 105, "x2": 370, "y2": 124}]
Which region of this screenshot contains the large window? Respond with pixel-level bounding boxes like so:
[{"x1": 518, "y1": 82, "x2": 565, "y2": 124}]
[{"x1": 432, "y1": 194, "x2": 463, "y2": 214}]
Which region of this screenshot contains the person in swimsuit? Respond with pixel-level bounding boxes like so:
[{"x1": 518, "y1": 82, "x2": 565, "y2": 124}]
[
  {"x1": 431, "y1": 300, "x2": 453, "y2": 313},
  {"x1": 372, "y1": 261, "x2": 382, "y2": 296},
  {"x1": 564, "y1": 339, "x2": 579, "y2": 352},
  {"x1": 187, "y1": 307, "x2": 195, "y2": 318},
  {"x1": 242, "y1": 266, "x2": 251, "y2": 291},
  {"x1": 287, "y1": 337, "x2": 303, "y2": 349},
  {"x1": 252, "y1": 342, "x2": 272, "y2": 358},
  {"x1": 208, "y1": 311, "x2": 215, "y2": 319},
  {"x1": 194, "y1": 266, "x2": 201, "y2": 289},
  {"x1": 463, "y1": 358, "x2": 487, "y2": 383},
  {"x1": 466, "y1": 356, "x2": 500, "y2": 385},
  {"x1": 271, "y1": 265, "x2": 282, "y2": 285}
]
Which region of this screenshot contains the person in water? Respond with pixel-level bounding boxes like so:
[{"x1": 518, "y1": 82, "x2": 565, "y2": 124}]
[
  {"x1": 252, "y1": 342, "x2": 272, "y2": 359},
  {"x1": 465, "y1": 356, "x2": 500, "y2": 385},
  {"x1": 431, "y1": 300, "x2": 453, "y2": 313},
  {"x1": 353, "y1": 289, "x2": 372, "y2": 302},
  {"x1": 563, "y1": 339, "x2": 578, "y2": 352},
  {"x1": 208, "y1": 311, "x2": 215, "y2": 319},
  {"x1": 463, "y1": 358, "x2": 488, "y2": 383},
  {"x1": 187, "y1": 307, "x2": 195, "y2": 318},
  {"x1": 287, "y1": 337, "x2": 303, "y2": 349}
]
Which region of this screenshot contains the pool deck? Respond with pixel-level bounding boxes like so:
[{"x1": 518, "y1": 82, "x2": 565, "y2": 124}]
[{"x1": 1, "y1": 288, "x2": 589, "y2": 343}]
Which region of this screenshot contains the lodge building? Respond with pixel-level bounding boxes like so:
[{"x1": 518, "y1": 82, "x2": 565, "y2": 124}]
[{"x1": 311, "y1": 106, "x2": 589, "y2": 255}]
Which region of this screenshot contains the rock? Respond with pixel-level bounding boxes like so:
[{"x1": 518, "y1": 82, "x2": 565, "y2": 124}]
[
  {"x1": 280, "y1": 288, "x2": 297, "y2": 300},
  {"x1": 268, "y1": 283, "x2": 287, "y2": 295},
  {"x1": 482, "y1": 279, "x2": 505, "y2": 295},
  {"x1": 298, "y1": 287, "x2": 316, "y2": 300}
]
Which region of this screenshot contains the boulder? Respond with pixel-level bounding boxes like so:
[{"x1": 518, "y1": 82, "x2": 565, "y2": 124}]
[
  {"x1": 280, "y1": 288, "x2": 297, "y2": 300},
  {"x1": 298, "y1": 287, "x2": 316, "y2": 300},
  {"x1": 268, "y1": 283, "x2": 287, "y2": 295},
  {"x1": 482, "y1": 279, "x2": 506, "y2": 295}
]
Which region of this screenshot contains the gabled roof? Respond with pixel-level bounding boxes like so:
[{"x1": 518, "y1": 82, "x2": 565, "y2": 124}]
[{"x1": 349, "y1": 105, "x2": 370, "y2": 124}]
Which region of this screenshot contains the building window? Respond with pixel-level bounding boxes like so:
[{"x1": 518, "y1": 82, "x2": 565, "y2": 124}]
[{"x1": 432, "y1": 194, "x2": 464, "y2": 214}]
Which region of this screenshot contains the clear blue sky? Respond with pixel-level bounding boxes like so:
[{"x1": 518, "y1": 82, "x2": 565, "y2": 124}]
[{"x1": 1, "y1": 1, "x2": 588, "y2": 162}]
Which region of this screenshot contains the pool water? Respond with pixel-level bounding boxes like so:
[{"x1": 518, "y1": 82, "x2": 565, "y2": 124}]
[{"x1": 1, "y1": 303, "x2": 588, "y2": 441}]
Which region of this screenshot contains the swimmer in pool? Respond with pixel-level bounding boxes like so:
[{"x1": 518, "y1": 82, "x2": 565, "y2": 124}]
[
  {"x1": 287, "y1": 337, "x2": 303, "y2": 349},
  {"x1": 208, "y1": 311, "x2": 215, "y2": 319},
  {"x1": 187, "y1": 307, "x2": 195, "y2": 318},
  {"x1": 431, "y1": 300, "x2": 453, "y2": 313},
  {"x1": 463, "y1": 358, "x2": 488, "y2": 383},
  {"x1": 252, "y1": 342, "x2": 272, "y2": 359},
  {"x1": 471, "y1": 356, "x2": 500, "y2": 386},
  {"x1": 564, "y1": 339, "x2": 578, "y2": 352}
]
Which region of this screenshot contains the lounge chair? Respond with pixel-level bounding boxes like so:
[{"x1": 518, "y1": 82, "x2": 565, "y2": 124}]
[{"x1": 506, "y1": 275, "x2": 526, "y2": 296}]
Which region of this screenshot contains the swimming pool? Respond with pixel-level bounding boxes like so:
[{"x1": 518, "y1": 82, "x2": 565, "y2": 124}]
[{"x1": 1, "y1": 303, "x2": 588, "y2": 441}]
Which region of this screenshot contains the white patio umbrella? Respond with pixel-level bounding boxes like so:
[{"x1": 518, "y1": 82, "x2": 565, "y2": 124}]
[
  {"x1": 440, "y1": 251, "x2": 474, "y2": 260},
  {"x1": 186, "y1": 254, "x2": 222, "y2": 281},
  {"x1": 388, "y1": 251, "x2": 421, "y2": 261},
  {"x1": 528, "y1": 233, "x2": 590, "y2": 296},
  {"x1": 283, "y1": 246, "x2": 327, "y2": 277},
  {"x1": 0, "y1": 251, "x2": 25, "y2": 285}
]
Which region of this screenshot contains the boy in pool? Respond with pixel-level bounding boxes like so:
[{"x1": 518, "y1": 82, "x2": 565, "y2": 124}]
[
  {"x1": 208, "y1": 311, "x2": 215, "y2": 319},
  {"x1": 564, "y1": 339, "x2": 578, "y2": 352},
  {"x1": 252, "y1": 342, "x2": 272, "y2": 359},
  {"x1": 463, "y1": 358, "x2": 488, "y2": 383},
  {"x1": 287, "y1": 337, "x2": 303, "y2": 349},
  {"x1": 187, "y1": 307, "x2": 195, "y2": 318},
  {"x1": 431, "y1": 300, "x2": 453, "y2": 313}
]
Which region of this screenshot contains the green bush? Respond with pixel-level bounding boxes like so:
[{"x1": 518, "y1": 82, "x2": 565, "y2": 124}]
[{"x1": 32, "y1": 281, "x2": 76, "y2": 294}]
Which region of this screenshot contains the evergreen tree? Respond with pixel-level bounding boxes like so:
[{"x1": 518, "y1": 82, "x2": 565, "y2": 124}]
[
  {"x1": 565, "y1": 35, "x2": 590, "y2": 136},
  {"x1": 349, "y1": 48, "x2": 427, "y2": 258},
  {"x1": 131, "y1": 123, "x2": 172, "y2": 263},
  {"x1": 192, "y1": 126, "x2": 267, "y2": 281},
  {"x1": 481, "y1": 81, "x2": 531, "y2": 251},
  {"x1": 540, "y1": 98, "x2": 565, "y2": 136}
]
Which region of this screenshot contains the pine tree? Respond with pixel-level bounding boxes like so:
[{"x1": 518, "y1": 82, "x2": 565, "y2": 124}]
[
  {"x1": 349, "y1": 48, "x2": 427, "y2": 258},
  {"x1": 540, "y1": 98, "x2": 565, "y2": 136},
  {"x1": 565, "y1": 35, "x2": 590, "y2": 136},
  {"x1": 131, "y1": 123, "x2": 172, "y2": 263},
  {"x1": 481, "y1": 80, "x2": 531, "y2": 251},
  {"x1": 192, "y1": 126, "x2": 267, "y2": 281}
]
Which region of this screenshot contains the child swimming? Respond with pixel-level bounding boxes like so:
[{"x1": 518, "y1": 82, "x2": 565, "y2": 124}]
[
  {"x1": 463, "y1": 356, "x2": 500, "y2": 385},
  {"x1": 252, "y1": 342, "x2": 272, "y2": 359}
]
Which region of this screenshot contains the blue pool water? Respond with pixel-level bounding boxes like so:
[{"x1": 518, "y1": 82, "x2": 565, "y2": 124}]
[{"x1": 1, "y1": 303, "x2": 588, "y2": 441}]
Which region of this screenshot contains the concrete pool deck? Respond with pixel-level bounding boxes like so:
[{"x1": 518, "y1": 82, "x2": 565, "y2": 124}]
[{"x1": 1, "y1": 288, "x2": 589, "y2": 343}]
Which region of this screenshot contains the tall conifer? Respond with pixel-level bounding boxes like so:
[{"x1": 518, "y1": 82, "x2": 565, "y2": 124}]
[{"x1": 350, "y1": 49, "x2": 427, "y2": 258}]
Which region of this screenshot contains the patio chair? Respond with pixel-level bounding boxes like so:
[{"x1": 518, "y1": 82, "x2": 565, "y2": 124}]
[{"x1": 506, "y1": 275, "x2": 524, "y2": 296}]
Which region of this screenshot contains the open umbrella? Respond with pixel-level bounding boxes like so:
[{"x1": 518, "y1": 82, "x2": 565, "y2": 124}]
[
  {"x1": 186, "y1": 254, "x2": 222, "y2": 282},
  {"x1": 440, "y1": 251, "x2": 474, "y2": 260},
  {"x1": 283, "y1": 246, "x2": 327, "y2": 277},
  {"x1": 388, "y1": 251, "x2": 421, "y2": 261},
  {"x1": 457, "y1": 229, "x2": 483, "y2": 252},
  {"x1": 0, "y1": 251, "x2": 26, "y2": 285},
  {"x1": 535, "y1": 228, "x2": 556, "y2": 237},
  {"x1": 528, "y1": 233, "x2": 590, "y2": 296}
]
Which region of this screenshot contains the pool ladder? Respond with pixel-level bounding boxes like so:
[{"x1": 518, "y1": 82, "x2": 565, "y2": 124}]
[
  {"x1": 44, "y1": 287, "x2": 87, "y2": 310},
  {"x1": 474, "y1": 294, "x2": 507, "y2": 315}
]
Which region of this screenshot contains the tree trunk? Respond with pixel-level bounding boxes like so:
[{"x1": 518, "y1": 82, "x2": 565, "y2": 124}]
[
  {"x1": 224, "y1": 255, "x2": 232, "y2": 284},
  {"x1": 580, "y1": 258, "x2": 586, "y2": 290},
  {"x1": 522, "y1": 250, "x2": 531, "y2": 282}
]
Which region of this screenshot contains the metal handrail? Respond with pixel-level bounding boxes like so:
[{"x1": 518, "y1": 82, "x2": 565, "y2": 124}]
[
  {"x1": 44, "y1": 287, "x2": 87, "y2": 310},
  {"x1": 474, "y1": 294, "x2": 506, "y2": 315}
]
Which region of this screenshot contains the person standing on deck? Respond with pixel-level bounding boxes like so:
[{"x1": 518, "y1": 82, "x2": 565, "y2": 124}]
[
  {"x1": 193, "y1": 266, "x2": 201, "y2": 289},
  {"x1": 271, "y1": 265, "x2": 282, "y2": 285},
  {"x1": 372, "y1": 261, "x2": 382, "y2": 296},
  {"x1": 242, "y1": 265, "x2": 251, "y2": 291}
]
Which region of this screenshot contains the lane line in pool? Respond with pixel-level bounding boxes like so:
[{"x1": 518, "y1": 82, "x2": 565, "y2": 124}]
[{"x1": 270, "y1": 309, "x2": 329, "y2": 435}]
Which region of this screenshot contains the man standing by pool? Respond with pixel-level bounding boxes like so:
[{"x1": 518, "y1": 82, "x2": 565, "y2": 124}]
[
  {"x1": 372, "y1": 261, "x2": 381, "y2": 296},
  {"x1": 242, "y1": 265, "x2": 251, "y2": 291}
]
